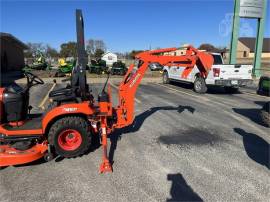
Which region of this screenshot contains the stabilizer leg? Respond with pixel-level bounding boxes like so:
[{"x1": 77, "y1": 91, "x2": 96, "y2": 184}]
[{"x1": 99, "y1": 118, "x2": 112, "y2": 173}]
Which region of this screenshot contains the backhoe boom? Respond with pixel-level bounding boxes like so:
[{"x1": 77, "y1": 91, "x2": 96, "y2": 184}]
[{"x1": 115, "y1": 46, "x2": 213, "y2": 128}]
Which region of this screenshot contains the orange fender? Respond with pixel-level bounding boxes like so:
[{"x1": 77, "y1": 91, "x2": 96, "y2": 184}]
[{"x1": 42, "y1": 101, "x2": 95, "y2": 131}]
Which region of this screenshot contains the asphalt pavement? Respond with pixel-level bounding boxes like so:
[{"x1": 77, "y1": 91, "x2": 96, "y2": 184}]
[{"x1": 0, "y1": 81, "x2": 269, "y2": 202}]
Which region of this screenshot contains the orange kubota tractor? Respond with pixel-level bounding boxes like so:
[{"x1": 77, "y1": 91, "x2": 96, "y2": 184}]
[{"x1": 0, "y1": 10, "x2": 213, "y2": 173}]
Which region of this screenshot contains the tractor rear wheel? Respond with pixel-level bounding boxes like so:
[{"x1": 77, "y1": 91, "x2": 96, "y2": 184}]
[{"x1": 48, "y1": 116, "x2": 91, "y2": 158}]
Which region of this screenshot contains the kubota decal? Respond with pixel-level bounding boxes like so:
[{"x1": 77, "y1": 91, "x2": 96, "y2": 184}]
[
  {"x1": 129, "y1": 73, "x2": 141, "y2": 88},
  {"x1": 63, "y1": 107, "x2": 78, "y2": 112}
]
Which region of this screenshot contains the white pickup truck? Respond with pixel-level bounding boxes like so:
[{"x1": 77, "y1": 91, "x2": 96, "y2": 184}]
[{"x1": 162, "y1": 53, "x2": 253, "y2": 93}]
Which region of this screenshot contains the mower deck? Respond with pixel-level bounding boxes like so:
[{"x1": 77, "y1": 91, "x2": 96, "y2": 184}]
[{"x1": 0, "y1": 143, "x2": 48, "y2": 167}]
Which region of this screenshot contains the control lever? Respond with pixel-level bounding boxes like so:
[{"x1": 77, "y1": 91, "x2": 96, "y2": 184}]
[{"x1": 28, "y1": 106, "x2": 33, "y2": 114}]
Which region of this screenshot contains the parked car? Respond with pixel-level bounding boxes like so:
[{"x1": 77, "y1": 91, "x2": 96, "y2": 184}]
[
  {"x1": 149, "y1": 63, "x2": 163, "y2": 71},
  {"x1": 162, "y1": 53, "x2": 253, "y2": 93}
]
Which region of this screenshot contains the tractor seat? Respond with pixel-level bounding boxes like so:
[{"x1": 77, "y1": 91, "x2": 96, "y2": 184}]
[
  {"x1": 2, "y1": 83, "x2": 29, "y2": 122},
  {"x1": 49, "y1": 87, "x2": 77, "y2": 103}
]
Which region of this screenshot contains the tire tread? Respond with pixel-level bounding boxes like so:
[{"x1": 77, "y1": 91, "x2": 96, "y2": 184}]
[{"x1": 48, "y1": 116, "x2": 91, "y2": 158}]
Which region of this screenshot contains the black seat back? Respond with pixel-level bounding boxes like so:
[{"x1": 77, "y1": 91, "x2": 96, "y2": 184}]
[{"x1": 3, "y1": 90, "x2": 29, "y2": 122}]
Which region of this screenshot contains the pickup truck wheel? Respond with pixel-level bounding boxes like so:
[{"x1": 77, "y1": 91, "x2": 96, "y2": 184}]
[
  {"x1": 260, "y1": 102, "x2": 270, "y2": 127},
  {"x1": 194, "y1": 77, "x2": 207, "y2": 93},
  {"x1": 224, "y1": 87, "x2": 239, "y2": 94},
  {"x1": 163, "y1": 71, "x2": 170, "y2": 84}
]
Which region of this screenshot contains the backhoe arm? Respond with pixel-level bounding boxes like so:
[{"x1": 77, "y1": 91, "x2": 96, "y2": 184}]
[{"x1": 115, "y1": 46, "x2": 213, "y2": 128}]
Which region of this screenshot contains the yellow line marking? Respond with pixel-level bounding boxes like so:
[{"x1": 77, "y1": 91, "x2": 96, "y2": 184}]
[
  {"x1": 38, "y1": 83, "x2": 56, "y2": 109},
  {"x1": 110, "y1": 82, "x2": 142, "y2": 104}
]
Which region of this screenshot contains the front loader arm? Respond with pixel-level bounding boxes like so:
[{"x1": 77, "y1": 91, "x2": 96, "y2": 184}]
[{"x1": 115, "y1": 46, "x2": 213, "y2": 128}]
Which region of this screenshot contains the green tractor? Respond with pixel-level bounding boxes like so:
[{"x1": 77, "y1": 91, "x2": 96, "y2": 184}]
[
  {"x1": 111, "y1": 61, "x2": 127, "y2": 75},
  {"x1": 88, "y1": 59, "x2": 107, "y2": 75},
  {"x1": 257, "y1": 76, "x2": 270, "y2": 96},
  {"x1": 257, "y1": 76, "x2": 270, "y2": 127},
  {"x1": 23, "y1": 51, "x2": 49, "y2": 72},
  {"x1": 55, "y1": 58, "x2": 76, "y2": 77}
]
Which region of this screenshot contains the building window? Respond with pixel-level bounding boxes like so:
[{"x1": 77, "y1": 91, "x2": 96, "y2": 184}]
[{"x1": 243, "y1": 51, "x2": 247, "y2": 57}]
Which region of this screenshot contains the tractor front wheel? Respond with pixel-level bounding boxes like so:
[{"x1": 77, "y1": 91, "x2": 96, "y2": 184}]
[{"x1": 48, "y1": 116, "x2": 91, "y2": 158}]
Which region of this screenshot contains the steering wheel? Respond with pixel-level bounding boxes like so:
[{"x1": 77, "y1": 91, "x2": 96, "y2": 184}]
[{"x1": 24, "y1": 72, "x2": 44, "y2": 88}]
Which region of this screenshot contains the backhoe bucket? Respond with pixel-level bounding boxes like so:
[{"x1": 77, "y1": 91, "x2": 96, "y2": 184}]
[{"x1": 196, "y1": 52, "x2": 214, "y2": 78}]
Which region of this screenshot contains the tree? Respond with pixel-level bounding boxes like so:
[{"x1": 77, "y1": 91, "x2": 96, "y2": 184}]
[
  {"x1": 198, "y1": 44, "x2": 219, "y2": 52},
  {"x1": 60, "y1": 42, "x2": 77, "y2": 58},
  {"x1": 95, "y1": 40, "x2": 106, "y2": 51},
  {"x1": 24, "y1": 42, "x2": 45, "y2": 58},
  {"x1": 86, "y1": 39, "x2": 95, "y2": 56},
  {"x1": 94, "y1": 48, "x2": 104, "y2": 59},
  {"x1": 86, "y1": 39, "x2": 106, "y2": 57},
  {"x1": 115, "y1": 52, "x2": 126, "y2": 60},
  {"x1": 129, "y1": 50, "x2": 144, "y2": 59},
  {"x1": 45, "y1": 45, "x2": 59, "y2": 58}
]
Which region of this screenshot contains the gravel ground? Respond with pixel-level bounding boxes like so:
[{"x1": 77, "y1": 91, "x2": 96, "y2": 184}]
[{"x1": 0, "y1": 81, "x2": 269, "y2": 202}]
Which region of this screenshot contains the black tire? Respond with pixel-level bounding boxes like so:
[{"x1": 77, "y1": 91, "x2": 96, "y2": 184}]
[
  {"x1": 257, "y1": 76, "x2": 270, "y2": 96},
  {"x1": 163, "y1": 71, "x2": 170, "y2": 84},
  {"x1": 48, "y1": 116, "x2": 91, "y2": 158},
  {"x1": 193, "y1": 77, "x2": 207, "y2": 94},
  {"x1": 224, "y1": 87, "x2": 239, "y2": 94},
  {"x1": 260, "y1": 102, "x2": 270, "y2": 127}
]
